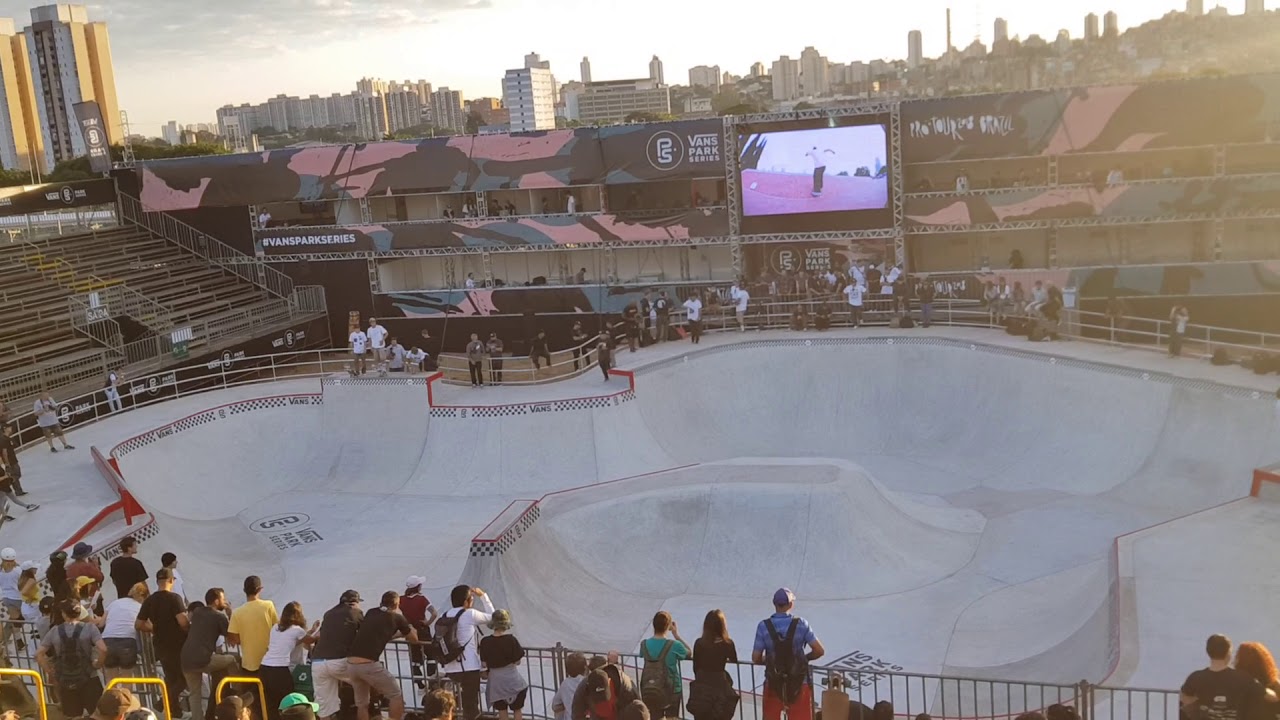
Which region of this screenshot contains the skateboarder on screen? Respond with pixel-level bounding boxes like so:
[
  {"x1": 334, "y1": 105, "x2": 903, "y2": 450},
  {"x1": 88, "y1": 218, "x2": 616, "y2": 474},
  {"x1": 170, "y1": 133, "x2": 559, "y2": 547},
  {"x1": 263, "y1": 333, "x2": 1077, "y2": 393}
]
[{"x1": 807, "y1": 147, "x2": 836, "y2": 196}]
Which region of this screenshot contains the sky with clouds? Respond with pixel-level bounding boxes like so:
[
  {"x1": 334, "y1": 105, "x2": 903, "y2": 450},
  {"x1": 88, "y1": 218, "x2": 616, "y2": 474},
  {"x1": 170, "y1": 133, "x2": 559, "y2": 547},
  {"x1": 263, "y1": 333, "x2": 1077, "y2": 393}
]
[{"x1": 0, "y1": 0, "x2": 1258, "y2": 135}]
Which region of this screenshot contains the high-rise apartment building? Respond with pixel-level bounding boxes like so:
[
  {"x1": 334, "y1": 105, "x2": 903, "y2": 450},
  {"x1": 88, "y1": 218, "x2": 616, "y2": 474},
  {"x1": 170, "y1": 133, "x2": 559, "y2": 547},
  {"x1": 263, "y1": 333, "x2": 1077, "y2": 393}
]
[
  {"x1": 469, "y1": 97, "x2": 508, "y2": 128},
  {"x1": 771, "y1": 56, "x2": 800, "y2": 101},
  {"x1": 385, "y1": 90, "x2": 423, "y2": 134},
  {"x1": 354, "y1": 93, "x2": 388, "y2": 140},
  {"x1": 524, "y1": 51, "x2": 550, "y2": 70},
  {"x1": 1084, "y1": 13, "x2": 1100, "y2": 41},
  {"x1": 799, "y1": 47, "x2": 829, "y2": 96},
  {"x1": 580, "y1": 56, "x2": 591, "y2": 84},
  {"x1": 907, "y1": 30, "x2": 923, "y2": 69},
  {"x1": 649, "y1": 55, "x2": 664, "y2": 85},
  {"x1": 23, "y1": 4, "x2": 121, "y2": 171},
  {"x1": 0, "y1": 18, "x2": 39, "y2": 171},
  {"x1": 430, "y1": 87, "x2": 465, "y2": 133},
  {"x1": 750, "y1": 61, "x2": 767, "y2": 77},
  {"x1": 576, "y1": 78, "x2": 671, "y2": 125},
  {"x1": 161, "y1": 120, "x2": 180, "y2": 145},
  {"x1": 1186, "y1": 0, "x2": 1204, "y2": 15},
  {"x1": 994, "y1": 18, "x2": 1009, "y2": 44},
  {"x1": 1246, "y1": 0, "x2": 1265, "y2": 14},
  {"x1": 1103, "y1": 11, "x2": 1119, "y2": 38},
  {"x1": 688, "y1": 64, "x2": 721, "y2": 91},
  {"x1": 503, "y1": 67, "x2": 556, "y2": 132},
  {"x1": 357, "y1": 77, "x2": 387, "y2": 96}
]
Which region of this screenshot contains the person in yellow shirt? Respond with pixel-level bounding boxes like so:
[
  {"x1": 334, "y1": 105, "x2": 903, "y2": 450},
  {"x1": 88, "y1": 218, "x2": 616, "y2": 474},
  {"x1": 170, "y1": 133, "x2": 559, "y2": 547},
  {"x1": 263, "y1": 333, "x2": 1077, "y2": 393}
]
[{"x1": 228, "y1": 575, "x2": 278, "y2": 673}]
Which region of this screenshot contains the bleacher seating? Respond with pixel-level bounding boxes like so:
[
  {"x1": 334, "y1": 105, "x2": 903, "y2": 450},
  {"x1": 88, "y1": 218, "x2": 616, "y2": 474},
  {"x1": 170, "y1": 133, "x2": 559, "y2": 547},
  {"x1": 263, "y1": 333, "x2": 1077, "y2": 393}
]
[{"x1": 0, "y1": 224, "x2": 284, "y2": 390}]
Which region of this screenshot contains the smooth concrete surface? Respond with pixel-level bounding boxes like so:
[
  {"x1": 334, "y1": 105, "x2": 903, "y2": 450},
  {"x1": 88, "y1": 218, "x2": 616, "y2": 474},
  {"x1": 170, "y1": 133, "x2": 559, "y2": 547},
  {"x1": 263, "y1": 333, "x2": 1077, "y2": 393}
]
[{"x1": 5, "y1": 327, "x2": 1279, "y2": 693}]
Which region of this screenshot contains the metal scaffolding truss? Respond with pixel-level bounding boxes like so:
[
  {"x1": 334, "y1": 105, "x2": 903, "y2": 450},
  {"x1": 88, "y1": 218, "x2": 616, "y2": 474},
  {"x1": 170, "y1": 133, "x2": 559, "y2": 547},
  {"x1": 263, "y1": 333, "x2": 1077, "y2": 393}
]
[
  {"x1": 905, "y1": 212, "x2": 1231, "y2": 235},
  {"x1": 732, "y1": 101, "x2": 899, "y2": 125},
  {"x1": 722, "y1": 116, "x2": 741, "y2": 237},
  {"x1": 889, "y1": 103, "x2": 906, "y2": 267}
]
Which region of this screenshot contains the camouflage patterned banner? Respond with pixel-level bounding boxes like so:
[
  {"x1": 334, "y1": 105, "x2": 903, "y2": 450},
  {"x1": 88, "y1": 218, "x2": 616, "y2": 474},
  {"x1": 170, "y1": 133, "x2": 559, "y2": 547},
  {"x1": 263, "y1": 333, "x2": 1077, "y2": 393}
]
[
  {"x1": 376, "y1": 284, "x2": 695, "y2": 318},
  {"x1": 905, "y1": 175, "x2": 1280, "y2": 227},
  {"x1": 598, "y1": 119, "x2": 726, "y2": 183},
  {"x1": 902, "y1": 73, "x2": 1280, "y2": 163},
  {"x1": 256, "y1": 209, "x2": 729, "y2": 254},
  {"x1": 465, "y1": 129, "x2": 604, "y2": 190}
]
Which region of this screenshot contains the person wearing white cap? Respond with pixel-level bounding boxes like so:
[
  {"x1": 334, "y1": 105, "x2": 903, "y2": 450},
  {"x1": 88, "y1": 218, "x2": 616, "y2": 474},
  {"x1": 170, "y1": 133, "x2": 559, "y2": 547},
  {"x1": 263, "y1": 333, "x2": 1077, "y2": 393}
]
[
  {"x1": 400, "y1": 576, "x2": 437, "y2": 687},
  {"x1": 0, "y1": 548, "x2": 21, "y2": 647},
  {"x1": 752, "y1": 588, "x2": 824, "y2": 720}
]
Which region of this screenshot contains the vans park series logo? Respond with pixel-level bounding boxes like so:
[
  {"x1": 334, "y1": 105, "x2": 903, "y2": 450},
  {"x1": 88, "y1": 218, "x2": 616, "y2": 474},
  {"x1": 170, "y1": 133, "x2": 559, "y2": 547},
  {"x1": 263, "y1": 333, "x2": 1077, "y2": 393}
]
[{"x1": 646, "y1": 130, "x2": 720, "y2": 171}]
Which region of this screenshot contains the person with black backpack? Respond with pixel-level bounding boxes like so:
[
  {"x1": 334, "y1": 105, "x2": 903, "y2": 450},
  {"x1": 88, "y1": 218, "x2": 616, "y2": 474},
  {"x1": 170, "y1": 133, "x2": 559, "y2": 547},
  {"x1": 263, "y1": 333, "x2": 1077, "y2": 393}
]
[
  {"x1": 639, "y1": 611, "x2": 690, "y2": 719},
  {"x1": 432, "y1": 585, "x2": 493, "y2": 720},
  {"x1": 752, "y1": 589, "x2": 825, "y2": 720},
  {"x1": 37, "y1": 599, "x2": 107, "y2": 718}
]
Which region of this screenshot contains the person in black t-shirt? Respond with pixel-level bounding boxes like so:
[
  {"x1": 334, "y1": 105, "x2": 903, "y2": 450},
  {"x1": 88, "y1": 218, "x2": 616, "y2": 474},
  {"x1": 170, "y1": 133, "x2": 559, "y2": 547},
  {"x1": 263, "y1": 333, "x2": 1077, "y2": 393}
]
[
  {"x1": 571, "y1": 322, "x2": 590, "y2": 371},
  {"x1": 689, "y1": 610, "x2": 739, "y2": 720},
  {"x1": 1183, "y1": 634, "x2": 1267, "y2": 720},
  {"x1": 479, "y1": 610, "x2": 527, "y2": 720},
  {"x1": 596, "y1": 333, "x2": 613, "y2": 382},
  {"x1": 0, "y1": 423, "x2": 25, "y2": 496},
  {"x1": 346, "y1": 591, "x2": 418, "y2": 720},
  {"x1": 183, "y1": 588, "x2": 238, "y2": 720},
  {"x1": 135, "y1": 568, "x2": 188, "y2": 714},
  {"x1": 622, "y1": 306, "x2": 640, "y2": 352},
  {"x1": 108, "y1": 536, "x2": 148, "y2": 601},
  {"x1": 654, "y1": 292, "x2": 671, "y2": 343},
  {"x1": 312, "y1": 590, "x2": 364, "y2": 720},
  {"x1": 639, "y1": 291, "x2": 653, "y2": 346},
  {"x1": 530, "y1": 331, "x2": 552, "y2": 371}
]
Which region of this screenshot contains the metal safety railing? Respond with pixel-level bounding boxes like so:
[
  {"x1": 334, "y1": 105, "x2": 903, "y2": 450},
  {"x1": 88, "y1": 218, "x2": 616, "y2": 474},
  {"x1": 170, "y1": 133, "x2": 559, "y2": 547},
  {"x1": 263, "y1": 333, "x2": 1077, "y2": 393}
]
[
  {"x1": 433, "y1": 333, "x2": 616, "y2": 386},
  {"x1": 118, "y1": 193, "x2": 296, "y2": 299}
]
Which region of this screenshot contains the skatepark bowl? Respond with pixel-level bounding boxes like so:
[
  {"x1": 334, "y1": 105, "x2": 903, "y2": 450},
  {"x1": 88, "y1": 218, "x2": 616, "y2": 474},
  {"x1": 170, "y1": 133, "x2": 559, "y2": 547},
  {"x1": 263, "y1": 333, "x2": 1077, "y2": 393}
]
[{"x1": 14, "y1": 335, "x2": 1280, "y2": 720}]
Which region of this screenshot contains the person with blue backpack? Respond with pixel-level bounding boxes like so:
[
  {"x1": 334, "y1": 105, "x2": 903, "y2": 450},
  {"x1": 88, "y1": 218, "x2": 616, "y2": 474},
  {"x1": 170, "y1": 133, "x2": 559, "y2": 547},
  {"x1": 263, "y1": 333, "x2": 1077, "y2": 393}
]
[{"x1": 752, "y1": 589, "x2": 825, "y2": 720}]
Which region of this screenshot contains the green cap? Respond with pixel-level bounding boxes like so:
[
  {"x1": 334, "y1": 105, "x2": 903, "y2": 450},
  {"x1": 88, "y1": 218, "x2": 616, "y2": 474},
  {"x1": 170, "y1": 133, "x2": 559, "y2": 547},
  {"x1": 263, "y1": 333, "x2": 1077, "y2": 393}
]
[{"x1": 279, "y1": 694, "x2": 319, "y2": 712}]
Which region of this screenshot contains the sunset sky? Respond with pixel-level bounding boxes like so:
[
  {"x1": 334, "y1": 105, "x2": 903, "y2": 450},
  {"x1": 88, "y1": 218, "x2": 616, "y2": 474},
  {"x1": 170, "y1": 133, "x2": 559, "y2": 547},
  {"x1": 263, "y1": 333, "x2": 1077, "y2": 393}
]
[{"x1": 0, "y1": 0, "x2": 1260, "y2": 135}]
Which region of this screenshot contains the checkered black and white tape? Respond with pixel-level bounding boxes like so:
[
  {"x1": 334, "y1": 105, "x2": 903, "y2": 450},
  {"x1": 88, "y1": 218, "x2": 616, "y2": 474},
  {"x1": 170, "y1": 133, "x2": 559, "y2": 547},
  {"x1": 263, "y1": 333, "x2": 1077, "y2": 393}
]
[
  {"x1": 469, "y1": 504, "x2": 541, "y2": 557},
  {"x1": 112, "y1": 395, "x2": 321, "y2": 459}
]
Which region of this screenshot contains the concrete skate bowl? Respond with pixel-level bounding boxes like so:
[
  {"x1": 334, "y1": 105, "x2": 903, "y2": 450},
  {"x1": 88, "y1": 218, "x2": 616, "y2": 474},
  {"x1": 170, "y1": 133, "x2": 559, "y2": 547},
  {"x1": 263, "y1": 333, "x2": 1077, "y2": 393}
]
[{"x1": 465, "y1": 339, "x2": 1278, "y2": 697}]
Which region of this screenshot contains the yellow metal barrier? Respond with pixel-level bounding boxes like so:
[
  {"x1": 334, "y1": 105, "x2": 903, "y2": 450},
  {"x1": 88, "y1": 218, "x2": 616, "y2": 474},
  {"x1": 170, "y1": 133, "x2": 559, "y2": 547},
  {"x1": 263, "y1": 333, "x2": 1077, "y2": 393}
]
[
  {"x1": 106, "y1": 677, "x2": 171, "y2": 720},
  {"x1": 215, "y1": 676, "x2": 267, "y2": 710},
  {"x1": 0, "y1": 668, "x2": 48, "y2": 720}
]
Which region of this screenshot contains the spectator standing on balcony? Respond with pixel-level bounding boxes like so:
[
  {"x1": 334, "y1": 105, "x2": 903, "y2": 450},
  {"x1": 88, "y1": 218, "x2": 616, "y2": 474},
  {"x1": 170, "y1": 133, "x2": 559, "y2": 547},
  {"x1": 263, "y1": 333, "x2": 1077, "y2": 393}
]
[
  {"x1": 401, "y1": 577, "x2": 437, "y2": 688},
  {"x1": 465, "y1": 273, "x2": 476, "y2": 289},
  {"x1": 654, "y1": 292, "x2": 671, "y2": 343},
  {"x1": 33, "y1": 392, "x2": 75, "y2": 453},
  {"x1": 530, "y1": 330, "x2": 553, "y2": 372},
  {"x1": 38, "y1": 599, "x2": 107, "y2": 718},
  {"x1": 135, "y1": 568, "x2": 189, "y2": 715},
  {"x1": 1182, "y1": 634, "x2": 1266, "y2": 720},
  {"x1": 844, "y1": 279, "x2": 866, "y2": 328},
  {"x1": 440, "y1": 585, "x2": 495, "y2": 720},
  {"x1": 639, "y1": 611, "x2": 690, "y2": 719},
  {"x1": 622, "y1": 304, "x2": 641, "y2": 353},
  {"x1": 262, "y1": 601, "x2": 320, "y2": 720},
  {"x1": 753, "y1": 589, "x2": 824, "y2": 720},
  {"x1": 312, "y1": 590, "x2": 363, "y2": 720},
  {"x1": 228, "y1": 575, "x2": 279, "y2": 678},
  {"x1": 466, "y1": 334, "x2": 486, "y2": 388},
  {"x1": 684, "y1": 292, "x2": 703, "y2": 344},
  {"x1": 101, "y1": 581, "x2": 147, "y2": 684},
  {"x1": 575, "y1": 268, "x2": 587, "y2": 284},
  {"x1": 639, "y1": 291, "x2": 653, "y2": 346},
  {"x1": 730, "y1": 283, "x2": 750, "y2": 332},
  {"x1": 258, "y1": 209, "x2": 272, "y2": 229},
  {"x1": 571, "y1": 323, "x2": 590, "y2": 370},
  {"x1": 183, "y1": 587, "x2": 239, "y2": 720},
  {"x1": 916, "y1": 280, "x2": 936, "y2": 328},
  {"x1": 480, "y1": 609, "x2": 528, "y2": 720},
  {"x1": 349, "y1": 325, "x2": 369, "y2": 376},
  {"x1": 597, "y1": 332, "x2": 614, "y2": 382},
  {"x1": 1169, "y1": 306, "x2": 1191, "y2": 358},
  {"x1": 104, "y1": 370, "x2": 125, "y2": 413},
  {"x1": 367, "y1": 319, "x2": 389, "y2": 364},
  {"x1": 689, "y1": 610, "x2": 739, "y2": 720},
  {"x1": 108, "y1": 537, "x2": 147, "y2": 601},
  {"x1": 487, "y1": 333, "x2": 506, "y2": 383},
  {"x1": 66, "y1": 543, "x2": 103, "y2": 585},
  {"x1": 567, "y1": 194, "x2": 578, "y2": 214},
  {"x1": 955, "y1": 170, "x2": 970, "y2": 193},
  {"x1": 1008, "y1": 249, "x2": 1025, "y2": 270}
]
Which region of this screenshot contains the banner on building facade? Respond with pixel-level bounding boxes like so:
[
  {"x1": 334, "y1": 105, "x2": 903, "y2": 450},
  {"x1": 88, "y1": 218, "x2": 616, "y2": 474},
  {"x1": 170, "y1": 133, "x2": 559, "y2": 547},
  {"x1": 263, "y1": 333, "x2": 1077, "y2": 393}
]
[
  {"x1": 599, "y1": 119, "x2": 726, "y2": 183},
  {"x1": 0, "y1": 178, "x2": 117, "y2": 217},
  {"x1": 256, "y1": 209, "x2": 730, "y2": 255},
  {"x1": 901, "y1": 73, "x2": 1280, "y2": 163},
  {"x1": 72, "y1": 101, "x2": 113, "y2": 174}
]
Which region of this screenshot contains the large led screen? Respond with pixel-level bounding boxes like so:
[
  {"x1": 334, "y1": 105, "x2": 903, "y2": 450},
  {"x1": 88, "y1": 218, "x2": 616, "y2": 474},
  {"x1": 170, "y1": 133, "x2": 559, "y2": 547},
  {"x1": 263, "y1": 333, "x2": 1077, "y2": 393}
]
[{"x1": 739, "y1": 125, "x2": 889, "y2": 217}]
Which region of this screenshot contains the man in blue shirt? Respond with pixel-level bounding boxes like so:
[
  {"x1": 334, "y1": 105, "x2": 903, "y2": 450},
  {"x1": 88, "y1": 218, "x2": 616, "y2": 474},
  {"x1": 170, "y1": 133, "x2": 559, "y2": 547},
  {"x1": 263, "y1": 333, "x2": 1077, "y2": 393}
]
[{"x1": 752, "y1": 588, "x2": 824, "y2": 720}]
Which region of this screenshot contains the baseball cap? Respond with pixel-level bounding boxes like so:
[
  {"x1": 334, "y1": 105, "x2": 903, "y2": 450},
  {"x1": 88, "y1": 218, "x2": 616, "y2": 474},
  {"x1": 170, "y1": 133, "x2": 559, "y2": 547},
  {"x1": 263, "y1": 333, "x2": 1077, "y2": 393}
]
[
  {"x1": 279, "y1": 694, "x2": 319, "y2": 713},
  {"x1": 0, "y1": 548, "x2": 16, "y2": 562},
  {"x1": 773, "y1": 588, "x2": 796, "y2": 606},
  {"x1": 340, "y1": 589, "x2": 362, "y2": 604},
  {"x1": 75, "y1": 575, "x2": 97, "y2": 589},
  {"x1": 405, "y1": 576, "x2": 425, "y2": 590},
  {"x1": 97, "y1": 687, "x2": 142, "y2": 717}
]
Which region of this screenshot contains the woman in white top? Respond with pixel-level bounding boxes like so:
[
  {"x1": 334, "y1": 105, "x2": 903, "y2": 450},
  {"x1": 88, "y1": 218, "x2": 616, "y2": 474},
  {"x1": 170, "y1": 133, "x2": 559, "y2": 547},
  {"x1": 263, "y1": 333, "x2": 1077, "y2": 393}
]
[
  {"x1": 100, "y1": 581, "x2": 149, "y2": 682},
  {"x1": 260, "y1": 601, "x2": 320, "y2": 720}
]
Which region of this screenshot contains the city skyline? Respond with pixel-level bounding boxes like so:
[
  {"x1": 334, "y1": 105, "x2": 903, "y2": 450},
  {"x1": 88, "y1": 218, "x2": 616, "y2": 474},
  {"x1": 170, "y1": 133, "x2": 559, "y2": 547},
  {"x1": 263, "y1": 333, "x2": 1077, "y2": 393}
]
[{"x1": 0, "y1": 0, "x2": 1266, "y2": 137}]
